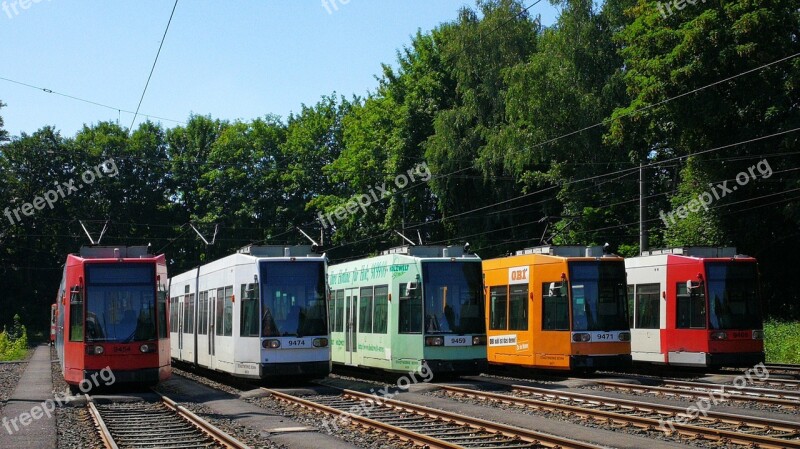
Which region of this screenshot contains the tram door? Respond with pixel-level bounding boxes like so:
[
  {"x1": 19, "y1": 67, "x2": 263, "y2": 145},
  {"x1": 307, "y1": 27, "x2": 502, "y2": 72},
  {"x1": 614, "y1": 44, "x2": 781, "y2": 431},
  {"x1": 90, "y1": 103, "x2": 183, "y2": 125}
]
[
  {"x1": 177, "y1": 296, "x2": 184, "y2": 355},
  {"x1": 209, "y1": 292, "x2": 216, "y2": 358},
  {"x1": 344, "y1": 288, "x2": 358, "y2": 365}
]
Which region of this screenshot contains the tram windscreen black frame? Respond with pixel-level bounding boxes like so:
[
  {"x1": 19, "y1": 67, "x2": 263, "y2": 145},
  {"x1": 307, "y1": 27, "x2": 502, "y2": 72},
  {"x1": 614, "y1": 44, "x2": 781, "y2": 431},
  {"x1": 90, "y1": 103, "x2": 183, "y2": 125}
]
[
  {"x1": 568, "y1": 261, "x2": 629, "y2": 332},
  {"x1": 84, "y1": 263, "x2": 157, "y2": 343},
  {"x1": 421, "y1": 262, "x2": 485, "y2": 335},
  {"x1": 260, "y1": 261, "x2": 328, "y2": 337}
]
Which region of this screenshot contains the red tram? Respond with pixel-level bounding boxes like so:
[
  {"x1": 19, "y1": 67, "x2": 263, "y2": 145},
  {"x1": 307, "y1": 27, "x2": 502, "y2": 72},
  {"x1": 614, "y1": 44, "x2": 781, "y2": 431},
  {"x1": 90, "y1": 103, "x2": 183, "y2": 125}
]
[
  {"x1": 625, "y1": 247, "x2": 764, "y2": 367},
  {"x1": 55, "y1": 246, "x2": 171, "y2": 387}
]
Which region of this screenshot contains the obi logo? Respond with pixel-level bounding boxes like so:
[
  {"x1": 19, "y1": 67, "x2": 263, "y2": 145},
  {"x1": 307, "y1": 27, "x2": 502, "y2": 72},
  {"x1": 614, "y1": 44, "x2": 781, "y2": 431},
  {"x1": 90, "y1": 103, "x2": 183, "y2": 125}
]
[{"x1": 509, "y1": 266, "x2": 529, "y2": 284}]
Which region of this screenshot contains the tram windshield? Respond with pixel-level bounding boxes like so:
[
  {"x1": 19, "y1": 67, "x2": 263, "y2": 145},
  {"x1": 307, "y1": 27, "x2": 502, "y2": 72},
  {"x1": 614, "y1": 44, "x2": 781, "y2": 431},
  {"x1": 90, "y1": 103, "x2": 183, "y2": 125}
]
[
  {"x1": 421, "y1": 262, "x2": 485, "y2": 335},
  {"x1": 260, "y1": 261, "x2": 327, "y2": 337},
  {"x1": 706, "y1": 262, "x2": 762, "y2": 330},
  {"x1": 569, "y1": 261, "x2": 629, "y2": 332},
  {"x1": 85, "y1": 263, "x2": 157, "y2": 343}
]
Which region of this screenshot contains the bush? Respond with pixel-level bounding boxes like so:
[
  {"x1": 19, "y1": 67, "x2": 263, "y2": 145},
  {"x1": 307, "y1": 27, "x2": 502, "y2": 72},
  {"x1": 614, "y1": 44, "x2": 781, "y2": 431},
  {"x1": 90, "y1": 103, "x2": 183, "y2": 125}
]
[
  {"x1": 764, "y1": 320, "x2": 800, "y2": 364},
  {"x1": 0, "y1": 314, "x2": 28, "y2": 361}
]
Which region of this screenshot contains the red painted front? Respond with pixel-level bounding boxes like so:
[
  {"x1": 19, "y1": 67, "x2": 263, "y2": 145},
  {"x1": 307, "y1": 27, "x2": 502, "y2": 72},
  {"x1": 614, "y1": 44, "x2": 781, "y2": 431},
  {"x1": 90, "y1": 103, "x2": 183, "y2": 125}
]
[
  {"x1": 663, "y1": 255, "x2": 764, "y2": 360},
  {"x1": 57, "y1": 254, "x2": 171, "y2": 386}
]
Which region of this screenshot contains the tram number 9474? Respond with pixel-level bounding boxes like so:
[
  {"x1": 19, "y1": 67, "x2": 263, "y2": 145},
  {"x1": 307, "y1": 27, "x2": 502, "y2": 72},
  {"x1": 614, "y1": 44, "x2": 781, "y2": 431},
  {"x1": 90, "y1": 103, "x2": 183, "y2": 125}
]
[{"x1": 287, "y1": 339, "x2": 307, "y2": 347}]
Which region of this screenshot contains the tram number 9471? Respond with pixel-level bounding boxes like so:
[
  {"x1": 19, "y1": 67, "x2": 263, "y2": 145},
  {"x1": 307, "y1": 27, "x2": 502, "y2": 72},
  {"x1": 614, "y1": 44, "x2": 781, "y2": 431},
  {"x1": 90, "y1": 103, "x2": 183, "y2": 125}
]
[
  {"x1": 287, "y1": 339, "x2": 307, "y2": 347},
  {"x1": 593, "y1": 333, "x2": 615, "y2": 341}
]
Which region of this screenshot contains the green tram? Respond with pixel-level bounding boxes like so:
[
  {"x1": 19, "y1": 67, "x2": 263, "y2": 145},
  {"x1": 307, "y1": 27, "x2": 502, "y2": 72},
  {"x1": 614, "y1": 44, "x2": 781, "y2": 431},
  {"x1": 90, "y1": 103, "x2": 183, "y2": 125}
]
[{"x1": 327, "y1": 245, "x2": 487, "y2": 374}]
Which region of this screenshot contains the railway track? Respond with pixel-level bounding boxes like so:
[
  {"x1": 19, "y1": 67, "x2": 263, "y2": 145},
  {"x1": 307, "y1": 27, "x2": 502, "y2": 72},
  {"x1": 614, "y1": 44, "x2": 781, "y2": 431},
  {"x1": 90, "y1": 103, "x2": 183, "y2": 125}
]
[
  {"x1": 440, "y1": 384, "x2": 800, "y2": 449},
  {"x1": 87, "y1": 392, "x2": 250, "y2": 449},
  {"x1": 593, "y1": 379, "x2": 800, "y2": 408},
  {"x1": 264, "y1": 387, "x2": 604, "y2": 449},
  {"x1": 765, "y1": 364, "x2": 800, "y2": 377},
  {"x1": 660, "y1": 378, "x2": 800, "y2": 400}
]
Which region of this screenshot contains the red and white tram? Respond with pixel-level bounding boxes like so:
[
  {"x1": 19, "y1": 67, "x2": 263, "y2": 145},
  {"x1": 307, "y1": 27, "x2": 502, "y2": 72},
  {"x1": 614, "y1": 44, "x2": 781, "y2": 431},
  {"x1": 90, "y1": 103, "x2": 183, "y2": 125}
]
[
  {"x1": 625, "y1": 247, "x2": 764, "y2": 367},
  {"x1": 55, "y1": 246, "x2": 171, "y2": 387}
]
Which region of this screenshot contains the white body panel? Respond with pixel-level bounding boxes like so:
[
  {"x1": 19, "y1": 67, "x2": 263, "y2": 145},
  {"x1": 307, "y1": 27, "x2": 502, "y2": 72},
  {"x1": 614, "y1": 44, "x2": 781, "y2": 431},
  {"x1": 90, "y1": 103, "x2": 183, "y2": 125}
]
[
  {"x1": 625, "y1": 254, "x2": 668, "y2": 363},
  {"x1": 169, "y1": 252, "x2": 330, "y2": 379}
]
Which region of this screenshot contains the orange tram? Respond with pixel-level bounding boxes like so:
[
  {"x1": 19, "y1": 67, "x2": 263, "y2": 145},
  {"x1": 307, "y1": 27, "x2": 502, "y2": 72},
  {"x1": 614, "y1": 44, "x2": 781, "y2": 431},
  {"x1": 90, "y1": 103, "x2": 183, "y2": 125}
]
[
  {"x1": 54, "y1": 246, "x2": 171, "y2": 388},
  {"x1": 483, "y1": 245, "x2": 631, "y2": 371}
]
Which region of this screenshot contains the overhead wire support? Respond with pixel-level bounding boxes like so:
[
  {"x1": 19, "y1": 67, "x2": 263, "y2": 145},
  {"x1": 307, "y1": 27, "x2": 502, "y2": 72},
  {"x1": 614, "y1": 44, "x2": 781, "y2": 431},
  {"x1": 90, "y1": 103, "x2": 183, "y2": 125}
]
[
  {"x1": 190, "y1": 223, "x2": 218, "y2": 246},
  {"x1": 79, "y1": 220, "x2": 109, "y2": 245}
]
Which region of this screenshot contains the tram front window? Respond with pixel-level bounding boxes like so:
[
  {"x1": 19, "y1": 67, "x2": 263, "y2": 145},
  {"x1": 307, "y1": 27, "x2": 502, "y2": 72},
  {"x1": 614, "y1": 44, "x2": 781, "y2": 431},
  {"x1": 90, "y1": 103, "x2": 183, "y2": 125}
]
[
  {"x1": 421, "y1": 262, "x2": 485, "y2": 335},
  {"x1": 707, "y1": 262, "x2": 762, "y2": 330},
  {"x1": 569, "y1": 261, "x2": 629, "y2": 332},
  {"x1": 260, "y1": 262, "x2": 328, "y2": 337},
  {"x1": 85, "y1": 264, "x2": 157, "y2": 343}
]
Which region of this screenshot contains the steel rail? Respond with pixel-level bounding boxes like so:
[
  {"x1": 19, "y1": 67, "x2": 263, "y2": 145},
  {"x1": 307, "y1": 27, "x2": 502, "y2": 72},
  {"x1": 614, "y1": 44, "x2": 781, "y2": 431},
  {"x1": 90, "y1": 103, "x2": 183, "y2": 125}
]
[
  {"x1": 87, "y1": 393, "x2": 250, "y2": 449},
  {"x1": 440, "y1": 384, "x2": 800, "y2": 449},
  {"x1": 263, "y1": 388, "x2": 465, "y2": 449},
  {"x1": 87, "y1": 400, "x2": 119, "y2": 449},
  {"x1": 594, "y1": 379, "x2": 800, "y2": 408},
  {"x1": 506, "y1": 384, "x2": 799, "y2": 434},
  {"x1": 660, "y1": 379, "x2": 800, "y2": 400},
  {"x1": 158, "y1": 393, "x2": 251, "y2": 449},
  {"x1": 340, "y1": 389, "x2": 605, "y2": 449}
]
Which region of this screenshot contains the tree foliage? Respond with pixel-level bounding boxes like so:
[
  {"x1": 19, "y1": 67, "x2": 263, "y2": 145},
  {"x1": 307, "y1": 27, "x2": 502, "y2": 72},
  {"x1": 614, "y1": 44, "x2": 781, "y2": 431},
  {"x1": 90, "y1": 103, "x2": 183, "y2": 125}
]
[{"x1": 1, "y1": 0, "x2": 799, "y2": 331}]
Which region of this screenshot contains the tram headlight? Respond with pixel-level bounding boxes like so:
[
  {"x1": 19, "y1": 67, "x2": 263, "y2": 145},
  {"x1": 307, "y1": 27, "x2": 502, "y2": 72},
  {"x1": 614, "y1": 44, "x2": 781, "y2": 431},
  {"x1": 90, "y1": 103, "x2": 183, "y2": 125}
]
[
  {"x1": 313, "y1": 338, "x2": 329, "y2": 348},
  {"x1": 85, "y1": 345, "x2": 104, "y2": 355},
  {"x1": 572, "y1": 333, "x2": 591, "y2": 343},
  {"x1": 140, "y1": 344, "x2": 156, "y2": 353},
  {"x1": 710, "y1": 332, "x2": 728, "y2": 340},
  {"x1": 263, "y1": 339, "x2": 281, "y2": 349},
  {"x1": 752, "y1": 330, "x2": 764, "y2": 340},
  {"x1": 425, "y1": 336, "x2": 444, "y2": 346},
  {"x1": 618, "y1": 332, "x2": 631, "y2": 342},
  {"x1": 472, "y1": 335, "x2": 487, "y2": 346}
]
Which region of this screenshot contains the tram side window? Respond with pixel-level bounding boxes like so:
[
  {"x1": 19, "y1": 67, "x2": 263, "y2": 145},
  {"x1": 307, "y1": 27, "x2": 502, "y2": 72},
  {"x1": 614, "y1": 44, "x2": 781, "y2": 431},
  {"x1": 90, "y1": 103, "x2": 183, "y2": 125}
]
[
  {"x1": 489, "y1": 286, "x2": 508, "y2": 330},
  {"x1": 328, "y1": 292, "x2": 336, "y2": 333},
  {"x1": 157, "y1": 289, "x2": 168, "y2": 339},
  {"x1": 223, "y1": 286, "x2": 233, "y2": 336},
  {"x1": 334, "y1": 290, "x2": 344, "y2": 332},
  {"x1": 399, "y1": 282, "x2": 422, "y2": 333},
  {"x1": 69, "y1": 287, "x2": 84, "y2": 341},
  {"x1": 634, "y1": 284, "x2": 660, "y2": 329},
  {"x1": 169, "y1": 297, "x2": 178, "y2": 333},
  {"x1": 216, "y1": 288, "x2": 225, "y2": 336},
  {"x1": 509, "y1": 285, "x2": 528, "y2": 331},
  {"x1": 241, "y1": 283, "x2": 260, "y2": 337},
  {"x1": 198, "y1": 292, "x2": 208, "y2": 336},
  {"x1": 676, "y1": 282, "x2": 706, "y2": 329},
  {"x1": 183, "y1": 294, "x2": 195, "y2": 334},
  {"x1": 542, "y1": 282, "x2": 569, "y2": 331},
  {"x1": 359, "y1": 287, "x2": 373, "y2": 333},
  {"x1": 373, "y1": 286, "x2": 388, "y2": 334}
]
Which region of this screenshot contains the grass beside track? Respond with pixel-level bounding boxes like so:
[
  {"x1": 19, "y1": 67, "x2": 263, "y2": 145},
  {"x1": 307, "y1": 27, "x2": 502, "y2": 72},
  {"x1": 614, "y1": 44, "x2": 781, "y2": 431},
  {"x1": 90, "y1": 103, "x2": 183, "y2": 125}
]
[{"x1": 764, "y1": 320, "x2": 800, "y2": 364}]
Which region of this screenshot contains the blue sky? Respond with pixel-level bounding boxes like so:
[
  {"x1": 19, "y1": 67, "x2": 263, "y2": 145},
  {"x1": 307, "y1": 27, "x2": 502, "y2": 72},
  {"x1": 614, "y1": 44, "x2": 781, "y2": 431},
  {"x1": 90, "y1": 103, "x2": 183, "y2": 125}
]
[{"x1": 0, "y1": 1, "x2": 560, "y2": 138}]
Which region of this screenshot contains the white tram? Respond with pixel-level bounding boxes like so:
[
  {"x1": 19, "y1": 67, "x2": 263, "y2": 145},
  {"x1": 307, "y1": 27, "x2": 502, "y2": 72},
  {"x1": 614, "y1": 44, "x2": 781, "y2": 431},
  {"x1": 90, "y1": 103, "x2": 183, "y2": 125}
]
[{"x1": 169, "y1": 245, "x2": 331, "y2": 379}]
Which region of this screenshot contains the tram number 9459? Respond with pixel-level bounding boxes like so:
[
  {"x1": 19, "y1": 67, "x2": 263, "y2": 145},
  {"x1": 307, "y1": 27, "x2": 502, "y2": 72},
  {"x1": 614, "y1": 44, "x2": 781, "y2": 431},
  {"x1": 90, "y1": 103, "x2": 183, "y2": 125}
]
[{"x1": 287, "y1": 339, "x2": 307, "y2": 347}]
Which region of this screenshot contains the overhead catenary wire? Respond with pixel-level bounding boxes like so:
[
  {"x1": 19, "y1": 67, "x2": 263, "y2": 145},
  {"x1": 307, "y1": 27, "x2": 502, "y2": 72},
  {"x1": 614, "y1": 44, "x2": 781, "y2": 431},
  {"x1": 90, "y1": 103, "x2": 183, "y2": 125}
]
[
  {"x1": 129, "y1": 0, "x2": 179, "y2": 133},
  {"x1": 0, "y1": 76, "x2": 185, "y2": 125}
]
